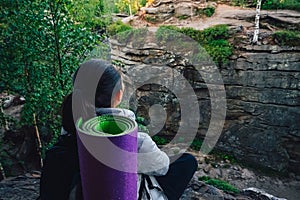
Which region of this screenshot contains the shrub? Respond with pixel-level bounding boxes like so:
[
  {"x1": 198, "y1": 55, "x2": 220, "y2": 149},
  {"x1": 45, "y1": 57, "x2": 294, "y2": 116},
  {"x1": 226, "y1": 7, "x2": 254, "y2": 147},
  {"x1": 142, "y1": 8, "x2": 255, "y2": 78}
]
[
  {"x1": 190, "y1": 139, "x2": 203, "y2": 151},
  {"x1": 204, "y1": 39, "x2": 233, "y2": 64},
  {"x1": 197, "y1": 6, "x2": 215, "y2": 17},
  {"x1": 262, "y1": 0, "x2": 300, "y2": 11},
  {"x1": 273, "y1": 30, "x2": 300, "y2": 46},
  {"x1": 232, "y1": 0, "x2": 246, "y2": 7},
  {"x1": 156, "y1": 25, "x2": 233, "y2": 64},
  {"x1": 152, "y1": 136, "x2": 168, "y2": 145},
  {"x1": 115, "y1": 0, "x2": 149, "y2": 15},
  {"x1": 201, "y1": 24, "x2": 230, "y2": 42},
  {"x1": 180, "y1": 27, "x2": 204, "y2": 42},
  {"x1": 107, "y1": 20, "x2": 132, "y2": 36},
  {"x1": 203, "y1": 6, "x2": 215, "y2": 17}
]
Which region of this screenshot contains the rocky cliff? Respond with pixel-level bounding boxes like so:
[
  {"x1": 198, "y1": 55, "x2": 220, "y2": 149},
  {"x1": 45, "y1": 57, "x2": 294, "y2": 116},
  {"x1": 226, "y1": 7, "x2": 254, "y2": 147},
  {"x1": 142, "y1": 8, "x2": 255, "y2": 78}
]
[{"x1": 110, "y1": 25, "x2": 300, "y2": 175}]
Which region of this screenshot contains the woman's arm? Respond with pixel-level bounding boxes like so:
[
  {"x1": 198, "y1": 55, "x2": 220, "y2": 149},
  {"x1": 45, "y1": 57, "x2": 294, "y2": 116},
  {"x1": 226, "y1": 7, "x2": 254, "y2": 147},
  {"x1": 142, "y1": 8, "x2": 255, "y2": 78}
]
[{"x1": 137, "y1": 132, "x2": 170, "y2": 176}]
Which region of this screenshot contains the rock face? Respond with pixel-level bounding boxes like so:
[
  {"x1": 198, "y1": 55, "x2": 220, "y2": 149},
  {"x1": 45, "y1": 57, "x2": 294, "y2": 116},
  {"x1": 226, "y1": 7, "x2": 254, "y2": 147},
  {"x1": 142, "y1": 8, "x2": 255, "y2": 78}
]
[
  {"x1": 0, "y1": 173, "x2": 40, "y2": 200},
  {"x1": 110, "y1": 28, "x2": 300, "y2": 175},
  {"x1": 219, "y1": 44, "x2": 300, "y2": 174},
  {"x1": 0, "y1": 93, "x2": 41, "y2": 177},
  {"x1": 142, "y1": 0, "x2": 216, "y2": 22}
]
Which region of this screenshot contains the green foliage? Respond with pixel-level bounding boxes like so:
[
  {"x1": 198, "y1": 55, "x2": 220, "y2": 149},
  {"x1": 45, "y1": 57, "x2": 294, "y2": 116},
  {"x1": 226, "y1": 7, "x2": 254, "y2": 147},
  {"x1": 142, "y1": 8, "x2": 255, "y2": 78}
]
[
  {"x1": 180, "y1": 27, "x2": 204, "y2": 41},
  {"x1": 204, "y1": 6, "x2": 215, "y2": 17},
  {"x1": 262, "y1": 0, "x2": 300, "y2": 11},
  {"x1": 140, "y1": 0, "x2": 148, "y2": 7},
  {"x1": 0, "y1": 0, "x2": 101, "y2": 149},
  {"x1": 198, "y1": 6, "x2": 215, "y2": 17},
  {"x1": 212, "y1": 151, "x2": 237, "y2": 163},
  {"x1": 152, "y1": 136, "x2": 168, "y2": 145},
  {"x1": 198, "y1": 176, "x2": 240, "y2": 193},
  {"x1": 190, "y1": 139, "x2": 203, "y2": 151},
  {"x1": 201, "y1": 25, "x2": 230, "y2": 41},
  {"x1": 115, "y1": 0, "x2": 149, "y2": 15},
  {"x1": 63, "y1": 0, "x2": 114, "y2": 37},
  {"x1": 232, "y1": 0, "x2": 246, "y2": 7},
  {"x1": 273, "y1": 30, "x2": 300, "y2": 46},
  {"x1": 156, "y1": 25, "x2": 233, "y2": 65},
  {"x1": 107, "y1": 20, "x2": 133, "y2": 36},
  {"x1": 204, "y1": 40, "x2": 233, "y2": 64},
  {"x1": 155, "y1": 25, "x2": 182, "y2": 43},
  {"x1": 136, "y1": 116, "x2": 150, "y2": 133}
]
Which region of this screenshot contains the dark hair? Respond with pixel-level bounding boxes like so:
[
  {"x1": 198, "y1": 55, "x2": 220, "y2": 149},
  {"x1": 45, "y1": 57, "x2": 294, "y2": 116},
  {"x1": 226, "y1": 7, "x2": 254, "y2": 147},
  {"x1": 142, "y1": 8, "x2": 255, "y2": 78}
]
[
  {"x1": 62, "y1": 59, "x2": 123, "y2": 135},
  {"x1": 95, "y1": 63, "x2": 123, "y2": 108}
]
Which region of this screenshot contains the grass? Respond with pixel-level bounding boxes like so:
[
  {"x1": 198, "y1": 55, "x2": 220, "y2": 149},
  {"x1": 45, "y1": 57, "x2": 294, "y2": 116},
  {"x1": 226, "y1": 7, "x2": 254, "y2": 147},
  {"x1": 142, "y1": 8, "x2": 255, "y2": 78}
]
[{"x1": 198, "y1": 176, "x2": 240, "y2": 194}]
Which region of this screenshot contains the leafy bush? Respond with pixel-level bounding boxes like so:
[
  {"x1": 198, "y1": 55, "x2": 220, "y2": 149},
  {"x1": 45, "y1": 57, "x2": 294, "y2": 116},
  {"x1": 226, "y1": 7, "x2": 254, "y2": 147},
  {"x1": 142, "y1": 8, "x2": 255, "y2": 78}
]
[
  {"x1": 136, "y1": 116, "x2": 150, "y2": 133},
  {"x1": 190, "y1": 139, "x2": 203, "y2": 151},
  {"x1": 180, "y1": 27, "x2": 204, "y2": 41},
  {"x1": 273, "y1": 30, "x2": 300, "y2": 46},
  {"x1": 107, "y1": 20, "x2": 133, "y2": 36},
  {"x1": 198, "y1": 6, "x2": 215, "y2": 17},
  {"x1": 1, "y1": 0, "x2": 101, "y2": 150},
  {"x1": 232, "y1": 0, "x2": 247, "y2": 7},
  {"x1": 204, "y1": 6, "x2": 215, "y2": 17},
  {"x1": 198, "y1": 176, "x2": 240, "y2": 193},
  {"x1": 201, "y1": 25, "x2": 230, "y2": 42},
  {"x1": 204, "y1": 40, "x2": 233, "y2": 64},
  {"x1": 262, "y1": 0, "x2": 300, "y2": 11},
  {"x1": 152, "y1": 136, "x2": 168, "y2": 145}
]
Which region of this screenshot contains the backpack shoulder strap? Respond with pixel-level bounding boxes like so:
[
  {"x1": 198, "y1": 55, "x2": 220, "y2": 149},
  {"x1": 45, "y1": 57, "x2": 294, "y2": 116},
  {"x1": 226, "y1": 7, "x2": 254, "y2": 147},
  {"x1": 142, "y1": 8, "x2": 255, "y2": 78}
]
[{"x1": 138, "y1": 174, "x2": 151, "y2": 200}]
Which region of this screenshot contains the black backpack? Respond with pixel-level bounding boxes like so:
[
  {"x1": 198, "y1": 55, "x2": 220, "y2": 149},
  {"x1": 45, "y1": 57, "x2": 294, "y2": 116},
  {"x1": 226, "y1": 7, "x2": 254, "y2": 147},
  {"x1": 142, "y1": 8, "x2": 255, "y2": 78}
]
[{"x1": 40, "y1": 135, "x2": 82, "y2": 200}]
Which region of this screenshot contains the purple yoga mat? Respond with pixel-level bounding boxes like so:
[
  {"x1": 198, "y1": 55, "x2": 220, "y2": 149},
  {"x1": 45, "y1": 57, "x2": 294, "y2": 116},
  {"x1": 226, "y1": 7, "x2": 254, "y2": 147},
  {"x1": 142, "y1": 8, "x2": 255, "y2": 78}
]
[{"x1": 76, "y1": 115, "x2": 138, "y2": 200}]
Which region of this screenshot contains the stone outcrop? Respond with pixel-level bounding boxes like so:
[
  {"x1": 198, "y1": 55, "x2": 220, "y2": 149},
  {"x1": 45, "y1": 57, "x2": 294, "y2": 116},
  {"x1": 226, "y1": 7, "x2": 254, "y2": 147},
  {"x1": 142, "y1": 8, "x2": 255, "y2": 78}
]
[
  {"x1": 141, "y1": 0, "x2": 217, "y2": 22},
  {"x1": 0, "y1": 93, "x2": 40, "y2": 177},
  {"x1": 110, "y1": 27, "x2": 300, "y2": 175},
  {"x1": 219, "y1": 44, "x2": 300, "y2": 174},
  {"x1": 0, "y1": 172, "x2": 40, "y2": 200}
]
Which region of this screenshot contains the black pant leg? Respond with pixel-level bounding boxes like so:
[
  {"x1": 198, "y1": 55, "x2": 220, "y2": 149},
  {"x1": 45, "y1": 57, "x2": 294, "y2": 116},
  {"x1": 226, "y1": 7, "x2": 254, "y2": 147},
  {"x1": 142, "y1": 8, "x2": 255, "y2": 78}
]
[{"x1": 155, "y1": 153, "x2": 198, "y2": 200}]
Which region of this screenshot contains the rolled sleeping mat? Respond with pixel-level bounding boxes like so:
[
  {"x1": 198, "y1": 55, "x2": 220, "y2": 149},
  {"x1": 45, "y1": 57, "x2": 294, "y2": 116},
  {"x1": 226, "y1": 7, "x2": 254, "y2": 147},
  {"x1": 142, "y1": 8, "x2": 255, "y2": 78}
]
[{"x1": 76, "y1": 115, "x2": 138, "y2": 200}]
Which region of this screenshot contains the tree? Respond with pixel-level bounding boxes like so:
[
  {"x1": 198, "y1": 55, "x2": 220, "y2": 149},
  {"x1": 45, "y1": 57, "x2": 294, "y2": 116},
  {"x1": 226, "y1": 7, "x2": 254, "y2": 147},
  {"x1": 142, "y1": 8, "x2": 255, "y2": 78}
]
[
  {"x1": 0, "y1": 0, "x2": 102, "y2": 148},
  {"x1": 253, "y1": 0, "x2": 262, "y2": 43},
  {"x1": 115, "y1": 0, "x2": 149, "y2": 15}
]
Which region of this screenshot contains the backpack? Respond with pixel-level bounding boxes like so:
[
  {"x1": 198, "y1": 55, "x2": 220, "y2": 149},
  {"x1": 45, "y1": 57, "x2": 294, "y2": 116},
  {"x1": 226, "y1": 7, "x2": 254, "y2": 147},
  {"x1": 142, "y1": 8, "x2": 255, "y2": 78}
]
[
  {"x1": 40, "y1": 135, "x2": 80, "y2": 200},
  {"x1": 138, "y1": 174, "x2": 168, "y2": 200}
]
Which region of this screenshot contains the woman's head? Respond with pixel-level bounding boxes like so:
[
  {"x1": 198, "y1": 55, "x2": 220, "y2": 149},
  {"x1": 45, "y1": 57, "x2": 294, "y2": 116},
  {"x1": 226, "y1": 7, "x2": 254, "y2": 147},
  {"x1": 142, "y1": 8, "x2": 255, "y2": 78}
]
[{"x1": 73, "y1": 59, "x2": 123, "y2": 108}]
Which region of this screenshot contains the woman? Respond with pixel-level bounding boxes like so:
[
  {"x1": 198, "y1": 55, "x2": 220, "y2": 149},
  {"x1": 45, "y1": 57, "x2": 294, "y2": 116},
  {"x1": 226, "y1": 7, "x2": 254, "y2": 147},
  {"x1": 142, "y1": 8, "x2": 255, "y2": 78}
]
[{"x1": 40, "y1": 59, "x2": 197, "y2": 200}]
